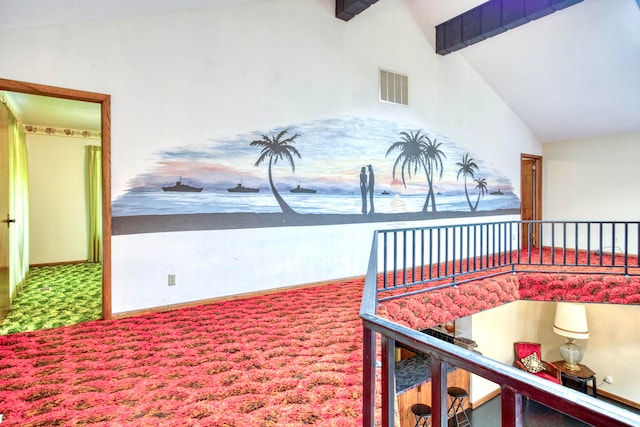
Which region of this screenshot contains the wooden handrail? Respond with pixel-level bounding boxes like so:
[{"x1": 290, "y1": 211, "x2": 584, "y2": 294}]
[{"x1": 362, "y1": 220, "x2": 640, "y2": 427}]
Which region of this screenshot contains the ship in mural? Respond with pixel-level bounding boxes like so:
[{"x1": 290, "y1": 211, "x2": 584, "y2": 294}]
[
  {"x1": 290, "y1": 184, "x2": 316, "y2": 194},
  {"x1": 227, "y1": 182, "x2": 260, "y2": 193},
  {"x1": 162, "y1": 177, "x2": 202, "y2": 192}
]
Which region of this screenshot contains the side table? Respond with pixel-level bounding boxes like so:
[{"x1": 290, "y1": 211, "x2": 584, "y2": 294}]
[{"x1": 552, "y1": 360, "x2": 597, "y2": 397}]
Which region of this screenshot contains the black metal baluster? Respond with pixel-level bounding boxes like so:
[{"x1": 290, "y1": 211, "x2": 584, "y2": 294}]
[
  {"x1": 383, "y1": 232, "x2": 388, "y2": 289},
  {"x1": 429, "y1": 228, "x2": 434, "y2": 280},
  {"x1": 599, "y1": 223, "x2": 604, "y2": 266}
]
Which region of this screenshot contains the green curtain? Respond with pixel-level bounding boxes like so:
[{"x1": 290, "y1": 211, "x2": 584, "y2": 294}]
[
  {"x1": 8, "y1": 110, "x2": 29, "y2": 300},
  {"x1": 87, "y1": 146, "x2": 102, "y2": 263}
]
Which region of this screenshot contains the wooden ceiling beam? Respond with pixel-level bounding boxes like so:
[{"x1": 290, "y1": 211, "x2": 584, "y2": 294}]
[
  {"x1": 335, "y1": 0, "x2": 379, "y2": 21},
  {"x1": 436, "y1": 0, "x2": 583, "y2": 55}
]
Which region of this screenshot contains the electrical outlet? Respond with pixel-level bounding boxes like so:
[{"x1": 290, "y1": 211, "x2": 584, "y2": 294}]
[
  {"x1": 604, "y1": 376, "x2": 613, "y2": 384},
  {"x1": 168, "y1": 274, "x2": 177, "y2": 286}
]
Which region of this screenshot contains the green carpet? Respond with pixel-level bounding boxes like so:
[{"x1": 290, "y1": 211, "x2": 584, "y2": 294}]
[{"x1": 0, "y1": 263, "x2": 102, "y2": 335}]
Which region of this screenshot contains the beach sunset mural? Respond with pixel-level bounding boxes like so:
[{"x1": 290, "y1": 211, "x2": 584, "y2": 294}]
[{"x1": 112, "y1": 117, "x2": 519, "y2": 233}]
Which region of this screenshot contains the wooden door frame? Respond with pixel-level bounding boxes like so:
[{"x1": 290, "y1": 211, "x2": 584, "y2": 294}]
[
  {"x1": 521, "y1": 153, "x2": 542, "y2": 248},
  {"x1": 0, "y1": 103, "x2": 9, "y2": 322},
  {"x1": 0, "y1": 78, "x2": 112, "y2": 320}
]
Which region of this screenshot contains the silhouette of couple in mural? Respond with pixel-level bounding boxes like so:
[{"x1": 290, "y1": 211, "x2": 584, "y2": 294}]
[{"x1": 360, "y1": 164, "x2": 375, "y2": 215}]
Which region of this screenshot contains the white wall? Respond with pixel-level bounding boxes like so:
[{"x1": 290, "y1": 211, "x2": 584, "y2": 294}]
[
  {"x1": 0, "y1": 0, "x2": 541, "y2": 314},
  {"x1": 27, "y1": 134, "x2": 98, "y2": 264},
  {"x1": 542, "y1": 132, "x2": 640, "y2": 254},
  {"x1": 111, "y1": 222, "x2": 379, "y2": 311},
  {"x1": 471, "y1": 300, "x2": 640, "y2": 405},
  {"x1": 470, "y1": 301, "x2": 520, "y2": 403},
  {"x1": 543, "y1": 132, "x2": 640, "y2": 221}
]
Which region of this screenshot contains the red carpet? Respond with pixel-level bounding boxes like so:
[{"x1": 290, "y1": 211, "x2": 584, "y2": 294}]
[
  {"x1": 377, "y1": 249, "x2": 640, "y2": 331},
  {"x1": 2, "y1": 248, "x2": 637, "y2": 426},
  {"x1": 377, "y1": 275, "x2": 520, "y2": 331},
  {"x1": 0, "y1": 280, "x2": 365, "y2": 426}
]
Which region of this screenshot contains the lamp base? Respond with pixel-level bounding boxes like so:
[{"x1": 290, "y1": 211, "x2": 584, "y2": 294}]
[
  {"x1": 559, "y1": 338, "x2": 584, "y2": 371},
  {"x1": 562, "y1": 361, "x2": 581, "y2": 371}
]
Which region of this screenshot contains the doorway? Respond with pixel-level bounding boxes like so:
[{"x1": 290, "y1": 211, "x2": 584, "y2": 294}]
[
  {"x1": 521, "y1": 154, "x2": 542, "y2": 249},
  {"x1": 0, "y1": 78, "x2": 111, "y2": 321}
]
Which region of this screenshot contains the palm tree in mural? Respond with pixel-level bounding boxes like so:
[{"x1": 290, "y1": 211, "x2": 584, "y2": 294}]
[
  {"x1": 386, "y1": 130, "x2": 445, "y2": 212},
  {"x1": 456, "y1": 153, "x2": 480, "y2": 211},
  {"x1": 423, "y1": 137, "x2": 446, "y2": 212},
  {"x1": 386, "y1": 130, "x2": 429, "y2": 195},
  {"x1": 472, "y1": 177, "x2": 488, "y2": 212},
  {"x1": 250, "y1": 129, "x2": 300, "y2": 215}
]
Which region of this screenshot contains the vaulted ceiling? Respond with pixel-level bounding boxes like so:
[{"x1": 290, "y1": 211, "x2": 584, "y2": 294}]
[
  {"x1": 410, "y1": 0, "x2": 640, "y2": 142},
  {"x1": 1, "y1": 0, "x2": 638, "y2": 143}
]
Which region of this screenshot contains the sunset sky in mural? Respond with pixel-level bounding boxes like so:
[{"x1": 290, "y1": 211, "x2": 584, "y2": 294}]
[{"x1": 124, "y1": 116, "x2": 514, "y2": 196}]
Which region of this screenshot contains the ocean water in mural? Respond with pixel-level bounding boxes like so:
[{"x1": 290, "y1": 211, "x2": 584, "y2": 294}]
[
  {"x1": 113, "y1": 190, "x2": 519, "y2": 216},
  {"x1": 112, "y1": 116, "x2": 520, "y2": 232}
]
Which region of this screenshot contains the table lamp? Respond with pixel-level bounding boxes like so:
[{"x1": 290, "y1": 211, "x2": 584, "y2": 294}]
[{"x1": 553, "y1": 302, "x2": 589, "y2": 371}]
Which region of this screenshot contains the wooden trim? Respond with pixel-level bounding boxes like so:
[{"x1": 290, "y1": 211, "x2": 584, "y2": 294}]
[
  {"x1": 0, "y1": 77, "x2": 112, "y2": 320},
  {"x1": 471, "y1": 387, "x2": 501, "y2": 408},
  {"x1": 112, "y1": 275, "x2": 365, "y2": 320},
  {"x1": 101, "y1": 95, "x2": 112, "y2": 320},
  {"x1": 597, "y1": 389, "x2": 640, "y2": 411},
  {"x1": 0, "y1": 79, "x2": 109, "y2": 103}
]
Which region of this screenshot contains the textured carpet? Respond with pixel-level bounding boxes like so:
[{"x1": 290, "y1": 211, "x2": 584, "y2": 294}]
[
  {"x1": 2, "y1": 250, "x2": 636, "y2": 425},
  {"x1": 0, "y1": 263, "x2": 102, "y2": 335},
  {"x1": 0, "y1": 279, "x2": 364, "y2": 426},
  {"x1": 377, "y1": 249, "x2": 640, "y2": 331}
]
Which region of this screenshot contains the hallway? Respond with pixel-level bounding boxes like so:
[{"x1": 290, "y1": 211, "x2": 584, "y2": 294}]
[{"x1": 0, "y1": 263, "x2": 101, "y2": 334}]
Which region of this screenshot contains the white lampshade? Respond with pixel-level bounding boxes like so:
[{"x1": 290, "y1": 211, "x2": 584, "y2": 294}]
[{"x1": 553, "y1": 302, "x2": 589, "y2": 339}]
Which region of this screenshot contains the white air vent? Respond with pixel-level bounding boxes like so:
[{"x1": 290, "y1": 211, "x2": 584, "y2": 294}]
[{"x1": 379, "y1": 69, "x2": 408, "y2": 105}]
